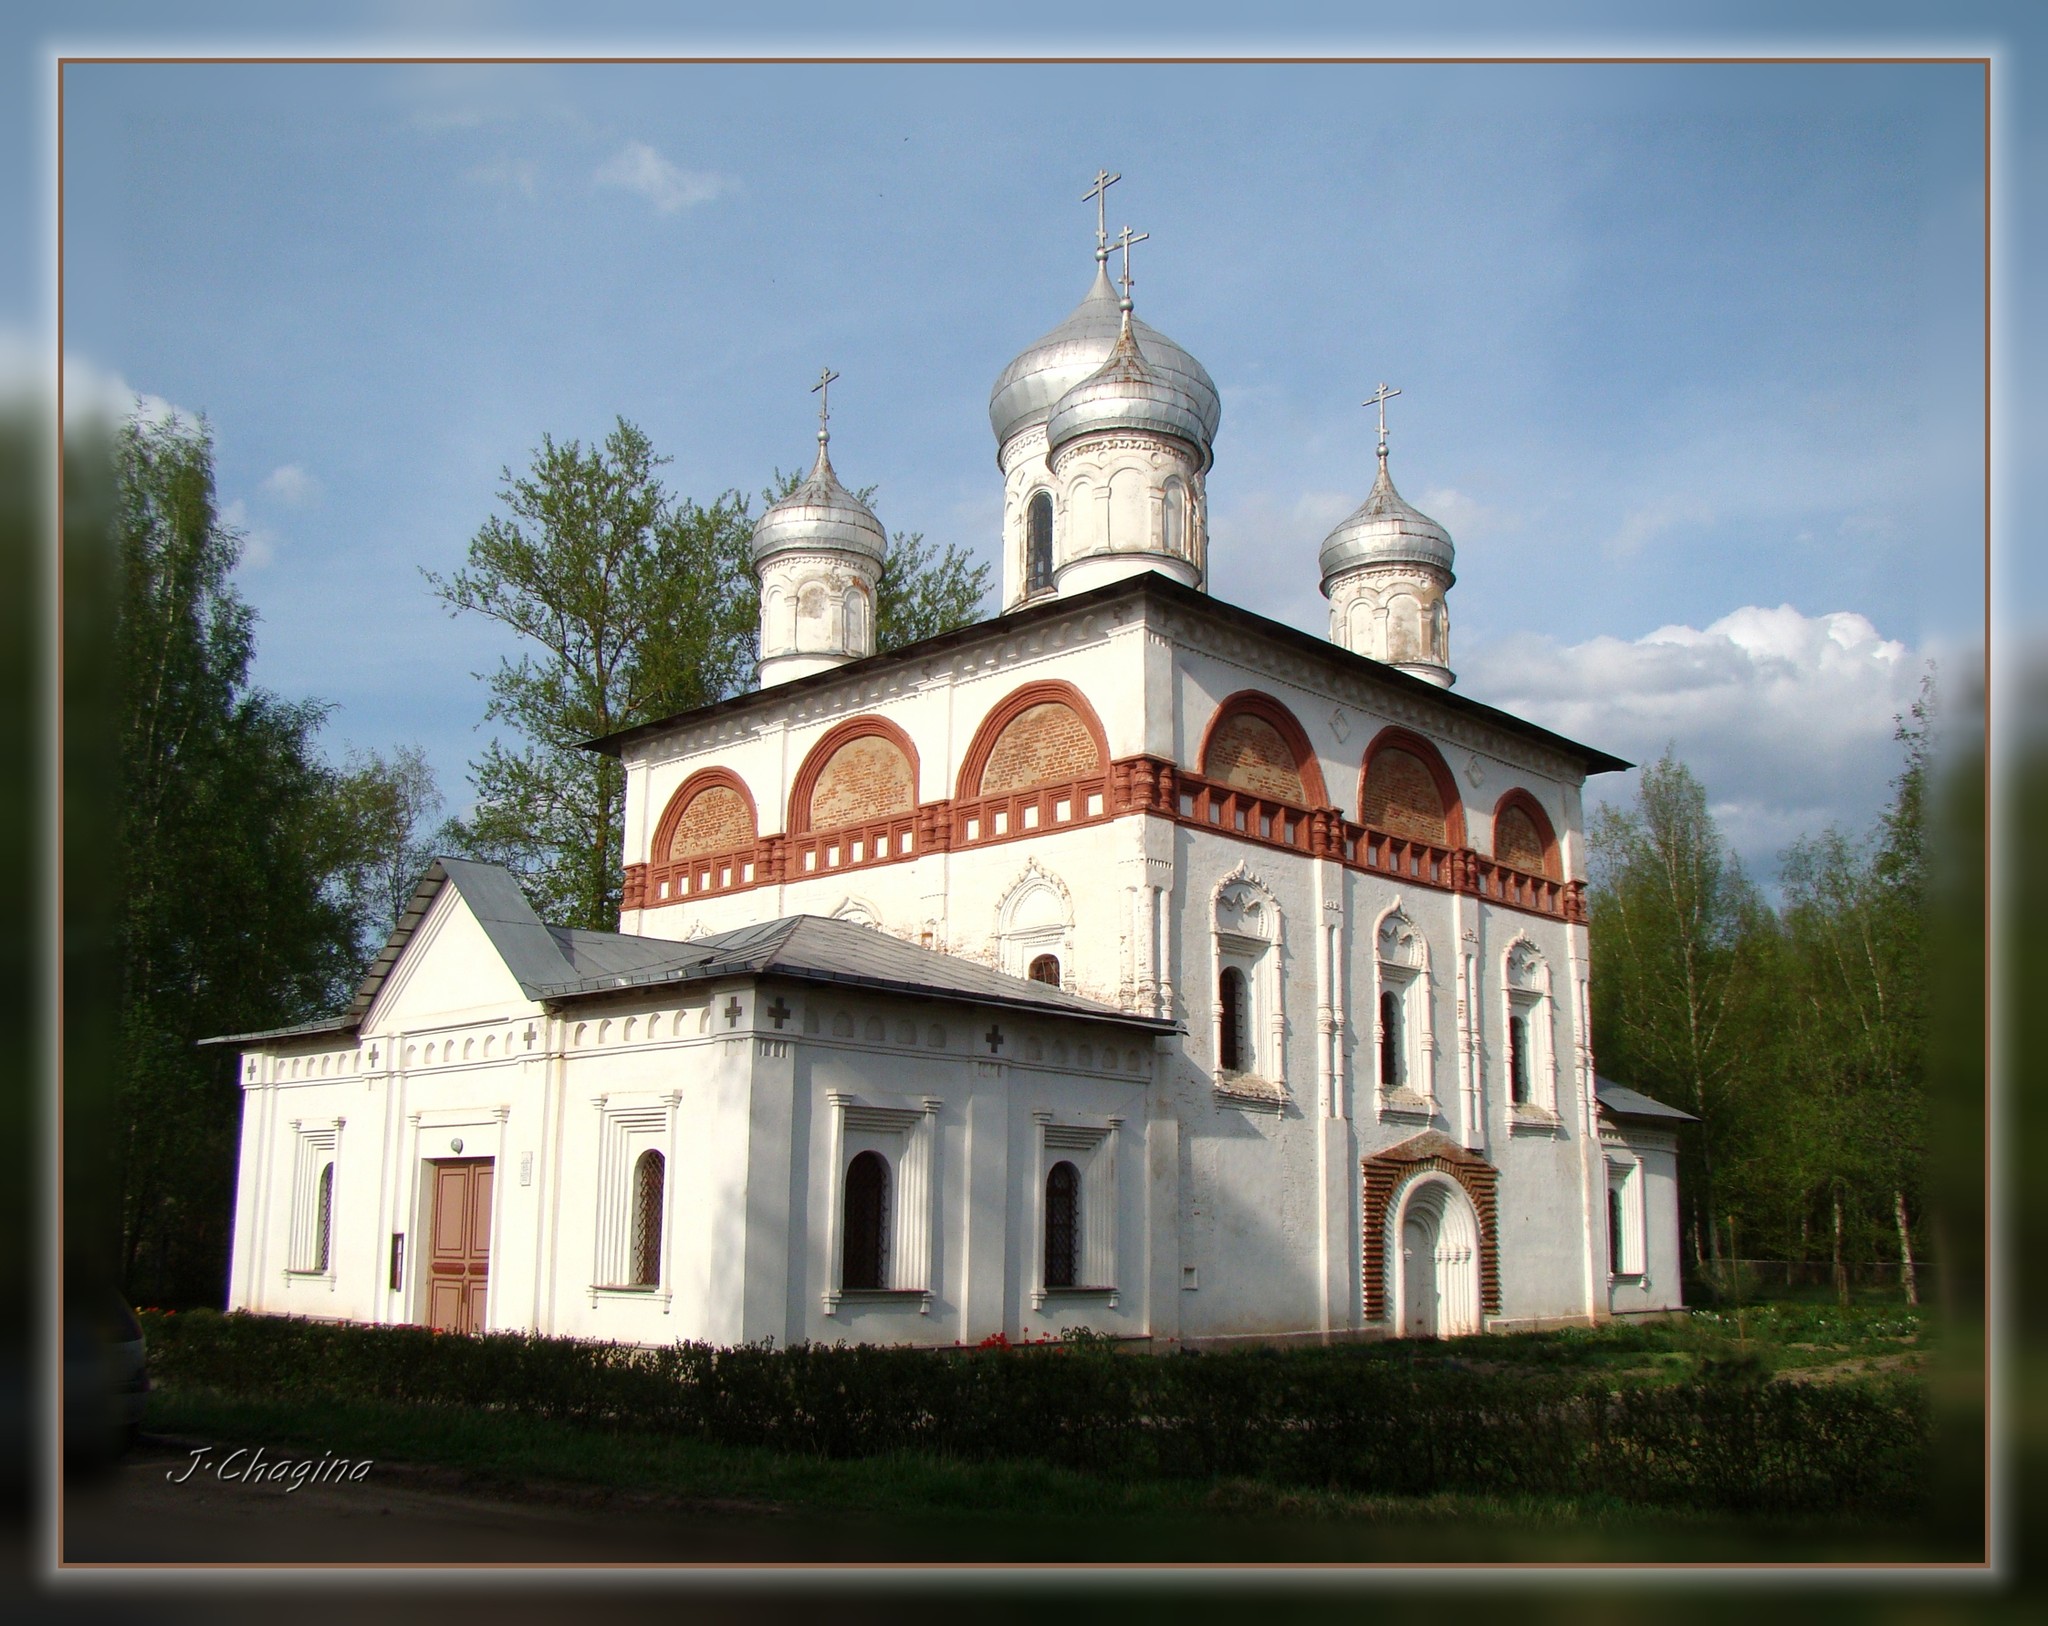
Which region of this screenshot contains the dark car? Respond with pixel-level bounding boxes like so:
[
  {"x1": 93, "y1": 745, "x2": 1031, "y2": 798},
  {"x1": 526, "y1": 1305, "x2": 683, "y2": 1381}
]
[{"x1": 63, "y1": 1292, "x2": 149, "y2": 1468}]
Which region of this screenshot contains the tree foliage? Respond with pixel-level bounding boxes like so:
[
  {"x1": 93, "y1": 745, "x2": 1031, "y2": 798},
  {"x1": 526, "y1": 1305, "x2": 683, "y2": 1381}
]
[
  {"x1": 1588, "y1": 694, "x2": 1933, "y2": 1294},
  {"x1": 436, "y1": 425, "x2": 989, "y2": 930},
  {"x1": 112, "y1": 416, "x2": 371, "y2": 1306}
]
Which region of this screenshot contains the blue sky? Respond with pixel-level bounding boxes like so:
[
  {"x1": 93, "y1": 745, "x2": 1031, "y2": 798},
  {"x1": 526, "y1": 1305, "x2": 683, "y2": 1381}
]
[{"x1": 15, "y1": 5, "x2": 2027, "y2": 887}]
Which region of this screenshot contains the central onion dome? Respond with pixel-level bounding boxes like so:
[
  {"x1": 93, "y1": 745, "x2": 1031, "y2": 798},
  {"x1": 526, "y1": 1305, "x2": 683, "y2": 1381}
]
[
  {"x1": 988, "y1": 260, "x2": 1220, "y2": 455},
  {"x1": 1045, "y1": 317, "x2": 1213, "y2": 469},
  {"x1": 1317, "y1": 455, "x2": 1456, "y2": 584},
  {"x1": 749, "y1": 432, "x2": 887, "y2": 567}
]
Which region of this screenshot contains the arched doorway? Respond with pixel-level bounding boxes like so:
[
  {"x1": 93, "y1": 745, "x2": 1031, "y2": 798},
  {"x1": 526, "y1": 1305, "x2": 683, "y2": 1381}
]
[{"x1": 1392, "y1": 1175, "x2": 1482, "y2": 1338}]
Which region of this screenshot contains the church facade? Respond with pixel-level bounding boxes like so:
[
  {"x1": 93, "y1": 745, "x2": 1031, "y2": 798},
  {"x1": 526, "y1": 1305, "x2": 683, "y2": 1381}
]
[{"x1": 214, "y1": 191, "x2": 1690, "y2": 1348}]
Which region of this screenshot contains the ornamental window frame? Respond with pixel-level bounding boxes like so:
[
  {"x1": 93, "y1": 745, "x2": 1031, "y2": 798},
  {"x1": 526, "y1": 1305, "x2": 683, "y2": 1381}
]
[
  {"x1": 996, "y1": 860, "x2": 1075, "y2": 988},
  {"x1": 589, "y1": 1093, "x2": 682, "y2": 1305},
  {"x1": 1373, "y1": 905, "x2": 1435, "y2": 1118},
  {"x1": 1606, "y1": 1156, "x2": 1646, "y2": 1278},
  {"x1": 823, "y1": 1093, "x2": 941, "y2": 1315},
  {"x1": 286, "y1": 1120, "x2": 342, "y2": 1280},
  {"x1": 1211, "y1": 868, "x2": 1284, "y2": 1091},
  {"x1": 1502, "y1": 936, "x2": 1560, "y2": 1125},
  {"x1": 1031, "y1": 1113, "x2": 1121, "y2": 1309}
]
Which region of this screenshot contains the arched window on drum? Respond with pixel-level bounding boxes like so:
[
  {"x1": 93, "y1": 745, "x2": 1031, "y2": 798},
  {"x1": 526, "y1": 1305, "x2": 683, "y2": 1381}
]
[{"x1": 1026, "y1": 491, "x2": 1055, "y2": 594}]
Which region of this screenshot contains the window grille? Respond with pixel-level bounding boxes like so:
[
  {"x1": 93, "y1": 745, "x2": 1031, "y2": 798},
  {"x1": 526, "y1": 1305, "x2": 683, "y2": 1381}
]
[
  {"x1": 313, "y1": 1164, "x2": 333, "y2": 1274},
  {"x1": 1379, "y1": 988, "x2": 1404, "y2": 1090},
  {"x1": 1509, "y1": 1012, "x2": 1532, "y2": 1105},
  {"x1": 1044, "y1": 1161, "x2": 1079, "y2": 1289},
  {"x1": 1028, "y1": 953, "x2": 1061, "y2": 986},
  {"x1": 1218, "y1": 967, "x2": 1248, "y2": 1072},
  {"x1": 842, "y1": 1150, "x2": 890, "y2": 1290},
  {"x1": 1608, "y1": 1182, "x2": 1625, "y2": 1275},
  {"x1": 630, "y1": 1149, "x2": 665, "y2": 1287}
]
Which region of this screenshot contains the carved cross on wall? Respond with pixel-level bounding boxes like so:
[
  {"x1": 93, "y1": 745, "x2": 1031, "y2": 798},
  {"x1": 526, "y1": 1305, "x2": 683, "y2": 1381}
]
[
  {"x1": 984, "y1": 1024, "x2": 1005, "y2": 1054},
  {"x1": 766, "y1": 996, "x2": 792, "y2": 1030},
  {"x1": 724, "y1": 996, "x2": 743, "y2": 1029}
]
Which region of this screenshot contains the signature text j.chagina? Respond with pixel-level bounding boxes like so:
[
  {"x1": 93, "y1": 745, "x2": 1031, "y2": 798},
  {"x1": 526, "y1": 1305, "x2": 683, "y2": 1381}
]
[{"x1": 166, "y1": 1446, "x2": 372, "y2": 1492}]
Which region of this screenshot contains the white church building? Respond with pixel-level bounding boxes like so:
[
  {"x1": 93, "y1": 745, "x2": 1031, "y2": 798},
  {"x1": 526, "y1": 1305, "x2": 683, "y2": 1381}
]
[{"x1": 213, "y1": 187, "x2": 1691, "y2": 1348}]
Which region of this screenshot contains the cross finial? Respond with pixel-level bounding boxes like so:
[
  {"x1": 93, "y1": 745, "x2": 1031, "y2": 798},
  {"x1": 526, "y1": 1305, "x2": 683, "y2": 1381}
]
[
  {"x1": 811, "y1": 366, "x2": 840, "y2": 447},
  {"x1": 1083, "y1": 168, "x2": 1121, "y2": 262},
  {"x1": 1109, "y1": 223, "x2": 1149, "y2": 318},
  {"x1": 1364, "y1": 381, "x2": 1402, "y2": 464}
]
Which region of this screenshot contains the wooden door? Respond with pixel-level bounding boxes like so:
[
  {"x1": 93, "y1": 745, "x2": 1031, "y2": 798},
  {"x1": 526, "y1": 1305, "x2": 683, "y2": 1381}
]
[{"x1": 427, "y1": 1158, "x2": 493, "y2": 1334}]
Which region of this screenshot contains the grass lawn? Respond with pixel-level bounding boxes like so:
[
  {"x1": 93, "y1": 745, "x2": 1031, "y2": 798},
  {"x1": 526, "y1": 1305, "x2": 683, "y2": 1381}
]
[{"x1": 136, "y1": 1304, "x2": 1968, "y2": 1565}]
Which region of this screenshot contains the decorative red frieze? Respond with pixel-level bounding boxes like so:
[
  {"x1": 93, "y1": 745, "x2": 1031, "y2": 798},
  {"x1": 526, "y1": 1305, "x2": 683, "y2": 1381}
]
[
  {"x1": 634, "y1": 755, "x2": 1578, "y2": 925},
  {"x1": 1360, "y1": 1131, "x2": 1502, "y2": 1324}
]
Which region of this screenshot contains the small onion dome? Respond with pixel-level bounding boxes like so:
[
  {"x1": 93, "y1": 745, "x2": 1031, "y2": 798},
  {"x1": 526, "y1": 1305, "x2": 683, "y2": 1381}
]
[
  {"x1": 1317, "y1": 454, "x2": 1456, "y2": 586},
  {"x1": 988, "y1": 261, "x2": 1220, "y2": 453},
  {"x1": 748, "y1": 434, "x2": 886, "y2": 569},
  {"x1": 1044, "y1": 318, "x2": 1213, "y2": 469}
]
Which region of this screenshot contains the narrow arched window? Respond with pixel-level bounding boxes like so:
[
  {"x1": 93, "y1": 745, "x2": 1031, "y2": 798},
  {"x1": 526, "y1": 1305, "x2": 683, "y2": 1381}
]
[
  {"x1": 1028, "y1": 953, "x2": 1061, "y2": 986},
  {"x1": 843, "y1": 1150, "x2": 890, "y2": 1291},
  {"x1": 631, "y1": 1149, "x2": 665, "y2": 1287},
  {"x1": 1509, "y1": 1012, "x2": 1532, "y2": 1106},
  {"x1": 1045, "y1": 1161, "x2": 1080, "y2": 1289},
  {"x1": 1380, "y1": 989, "x2": 1404, "y2": 1090},
  {"x1": 1027, "y1": 492, "x2": 1055, "y2": 593},
  {"x1": 1219, "y1": 966, "x2": 1248, "y2": 1073},
  {"x1": 1163, "y1": 479, "x2": 1186, "y2": 555},
  {"x1": 313, "y1": 1163, "x2": 334, "y2": 1274},
  {"x1": 1608, "y1": 1182, "x2": 1625, "y2": 1275}
]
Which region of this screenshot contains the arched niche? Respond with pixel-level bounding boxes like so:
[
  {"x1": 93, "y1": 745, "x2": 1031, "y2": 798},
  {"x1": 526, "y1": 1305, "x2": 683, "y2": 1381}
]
[
  {"x1": 955, "y1": 680, "x2": 1111, "y2": 800},
  {"x1": 651, "y1": 767, "x2": 759, "y2": 864},
  {"x1": 1358, "y1": 726, "x2": 1467, "y2": 848},
  {"x1": 789, "y1": 715, "x2": 922, "y2": 836},
  {"x1": 1490, "y1": 787, "x2": 1560, "y2": 879},
  {"x1": 1195, "y1": 690, "x2": 1330, "y2": 809}
]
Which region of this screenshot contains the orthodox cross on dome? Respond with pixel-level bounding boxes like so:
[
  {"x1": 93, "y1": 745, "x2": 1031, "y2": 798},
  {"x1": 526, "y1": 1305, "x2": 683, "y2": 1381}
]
[
  {"x1": 1108, "y1": 223, "x2": 1149, "y2": 328},
  {"x1": 811, "y1": 366, "x2": 840, "y2": 446},
  {"x1": 1364, "y1": 380, "x2": 1402, "y2": 463},
  {"x1": 1083, "y1": 167, "x2": 1121, "y2": 260}
]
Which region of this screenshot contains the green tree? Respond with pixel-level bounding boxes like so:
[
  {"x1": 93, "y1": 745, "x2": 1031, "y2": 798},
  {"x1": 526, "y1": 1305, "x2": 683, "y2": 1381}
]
[
  {"x1": 430, "y1": 420, "x2": 756, "y2": 930},
  {"x1": 1773, "y1": 678, "x2": 1930, "y2": 1302},
  {"x1": 437, "y1": 424, "x2": 989, "y2": 931},
  {"x1": 113, "y1": 415, "x2": 366, "y2": 1306},
  {"x1": 1588, "y1": 750, "x2": 1763, "y2": 1273},
  {"x1": 329, "y1": 744, "x2": 449, "y2": 947}
]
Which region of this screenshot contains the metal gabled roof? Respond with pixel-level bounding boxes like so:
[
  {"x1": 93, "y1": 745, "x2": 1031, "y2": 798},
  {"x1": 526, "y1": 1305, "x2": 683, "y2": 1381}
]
[
  {"x1": 1595, "y1": 1076, "x2": 1700, "y2": 1124},
  {"x1": 201, "y1": 860, "x2": 1175, "y2": 1048}
]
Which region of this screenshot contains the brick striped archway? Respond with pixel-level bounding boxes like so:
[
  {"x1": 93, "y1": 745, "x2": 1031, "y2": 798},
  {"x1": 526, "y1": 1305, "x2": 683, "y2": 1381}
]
[{"x1": 1362, "y1": 1131, "x2": 1500, "y2": 1324}]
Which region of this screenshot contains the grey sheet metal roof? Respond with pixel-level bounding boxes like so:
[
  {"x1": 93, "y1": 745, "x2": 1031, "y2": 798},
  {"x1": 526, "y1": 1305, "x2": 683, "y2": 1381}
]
[
  {"x1": 203, "y1": 859, "x2": 1174, "y2": 1047},
  {"x1": 1595, "y1": 1076, "x2": 1700, "y2": 1123},
  {"x1": 582, "y1": 570, "x2": 1631, "y2": 778}
]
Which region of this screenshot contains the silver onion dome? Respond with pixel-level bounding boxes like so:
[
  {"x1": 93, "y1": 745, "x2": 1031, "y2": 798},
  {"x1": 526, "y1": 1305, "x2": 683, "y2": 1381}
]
[
  {"x1": 988, "y1": 261, "x2": 1220, "y2": 453},
  {"x1": 1317, "y1": 454, "x2": 1456, "y2": 585},
  {"x1": 749, "y1": 434, "x2": 887, "y2": 568},
  {"x1": 1044, "y1": 317, "x2": 1213, "y2": 467}
]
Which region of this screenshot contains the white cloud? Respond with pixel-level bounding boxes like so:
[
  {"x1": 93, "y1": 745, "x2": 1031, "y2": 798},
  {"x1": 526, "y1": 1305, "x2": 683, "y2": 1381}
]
[
  {"x1": 593, "y1": 141, "x2": 730, "y2": 215},
  {"x1": 465, "y1": 156, "x2": 539, "y2": 199},
  {"x1": 220, "y1": 498, "x2": 278, "y2": 570},
  {"x1": 260, "y1": 463, "x2": 321, "y2": 506},
  {"x1": 23, "y1": 343, "x2": 190, "y2": 429},
  {"x1": 1460, "y1": 604, "x2": 1931, "y2": 880},
  {"x1": 1605, "y1": 495, "x2": 1714, "y2": 560}
]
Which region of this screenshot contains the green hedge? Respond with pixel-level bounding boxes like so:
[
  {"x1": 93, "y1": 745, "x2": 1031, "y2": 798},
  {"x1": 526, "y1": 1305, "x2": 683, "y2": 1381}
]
[{"x1": 139, "y1": 1310, "x2": 1925, "y2": 1516}]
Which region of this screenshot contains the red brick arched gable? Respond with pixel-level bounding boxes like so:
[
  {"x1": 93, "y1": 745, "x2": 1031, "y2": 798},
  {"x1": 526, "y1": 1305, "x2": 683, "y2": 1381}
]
[
  {"x1": 1358, "y1": 726, "x2": 1467, "y2": 849},
  {"x1": 1195, "y1": 690, "x2": 1331, "y2": 810},
  {"x1": 955, "y1": 680, "x2": 1110, "y2": 800},
  {"x1": 1490, "y1": 787, "x2": 1560, "y2": 880},
  {"x1": 651, "y1": 767, "x2": 758, "y2": 864},
  {"x1": 789, "y1": 715, "x2": 923, "y2": 836}
]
